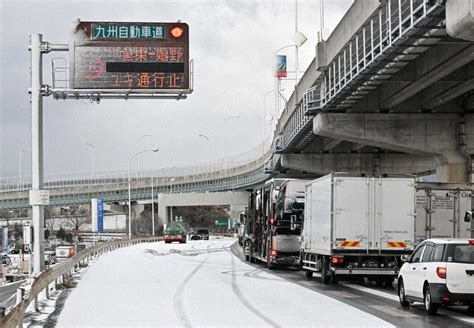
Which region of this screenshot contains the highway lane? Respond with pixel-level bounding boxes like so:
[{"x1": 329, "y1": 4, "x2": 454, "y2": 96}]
[
  {"x1": 230, "y1": 244, "x2": 474, "y2": 327},
  {"x1": 56, "y1": 237, "x2": 392, "y2": 327},
  {"x1": 0, "y1": 280, "x2": 26, "y2": 307}
]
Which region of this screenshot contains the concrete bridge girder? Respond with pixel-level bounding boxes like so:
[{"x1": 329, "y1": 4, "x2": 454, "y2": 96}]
[
  {"x1": 157, "y1": 192, "x2": 248, "y2": 226},
  {"x1": 281, "y1": 153, "x2": 436, "y2": 176},
  {"x1": 313, "y1": 113, "x2": 473, "y2": 183}
]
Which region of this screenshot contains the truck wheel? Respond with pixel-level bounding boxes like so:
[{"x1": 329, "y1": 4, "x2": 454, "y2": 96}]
[
  {"x1": 267, "y1": 261, "x2": 275, "y2": 270},
  {"x1": 244, "y1": 242, "x2": 250, "y2": 262},
  {"x1": 304, "y1": 270, "x2": 313, "y2": 279},
  {"x1": 330, "y1": 272, "x2": 339, "y2": 284},
  {"x1": 249, "y1": 242, "x2": 255, "y2": 263},
  {"x1": 321, "y1": 257, "x2": 331, "y2": 284}
]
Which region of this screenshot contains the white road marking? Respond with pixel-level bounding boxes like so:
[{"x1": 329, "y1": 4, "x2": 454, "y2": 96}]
[{"x1": 342, "y1": 283, "x2": 474, "y2": 325}]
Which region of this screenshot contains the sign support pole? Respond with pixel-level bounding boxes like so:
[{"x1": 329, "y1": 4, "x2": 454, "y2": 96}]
[{"x1": 30, "y1": 34, "x2": 45, "y2": 274}]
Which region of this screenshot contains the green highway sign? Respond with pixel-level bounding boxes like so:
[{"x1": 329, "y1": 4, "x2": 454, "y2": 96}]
[{"x1": 214, "y1": 218, "x2": 228, "y2": 226}]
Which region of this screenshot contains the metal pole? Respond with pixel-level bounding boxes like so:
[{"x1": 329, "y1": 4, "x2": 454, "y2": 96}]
[
  {"x1": 169, "y1": 178, "x2": 174, "y2": 221},
  {"x1": 151, "y1": 175, "x2": 155, "y2": 236},
  {"x1": 85, "y1": 143, "x2": 95, "y2": 176},
  {"x1": 19, "y1": 150, "x2": 23, "y2": 189},
  {"x1": 128, "y1": 163, "x2": 132, "y2": 239},
  {"x1": 198, "y1": 134, "x2": 211, "y2": 163},
  {"x1": 295, "y1": 0, "x2": 299, "y2": 86},
  {"x1": 320, "y1": 0, "x2": 325, "y2": 41},
  {"x1": 30, "y1": 34, "x2": 45, "y2": 274}
]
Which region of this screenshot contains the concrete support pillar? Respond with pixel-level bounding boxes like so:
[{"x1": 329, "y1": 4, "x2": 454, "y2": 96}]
[{"x1": 313, "y1": 113, "x2": 473, "y2": 183}]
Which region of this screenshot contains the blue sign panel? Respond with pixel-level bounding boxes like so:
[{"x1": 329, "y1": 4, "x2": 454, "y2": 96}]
[
  {"x1": 2, "y1": 227, "x2": 8, "y2": 254},
  {"x1": 276, "y1": 55, "x2": 287, "y2": 78},
  {"x1": 98, "y1": 198, "x2": 104, "y2": 233}
]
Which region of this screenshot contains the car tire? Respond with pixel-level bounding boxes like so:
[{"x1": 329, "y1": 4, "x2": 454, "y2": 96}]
[
  {"x1": 424, "y1": 284, "x2": 439, "y2": 315},
  {"x1": 398, "y1": 279, "x2": 410, "y2": 307}
]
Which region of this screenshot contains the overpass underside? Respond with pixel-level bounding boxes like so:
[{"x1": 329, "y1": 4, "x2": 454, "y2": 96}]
[{"x1": 277, "y1": 0, "x2": 474, "y2": 183}]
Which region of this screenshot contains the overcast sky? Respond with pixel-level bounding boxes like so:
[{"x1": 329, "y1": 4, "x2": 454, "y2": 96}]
[{"x1": 0, "y1": 0, "x2": 352, "y2": 178}]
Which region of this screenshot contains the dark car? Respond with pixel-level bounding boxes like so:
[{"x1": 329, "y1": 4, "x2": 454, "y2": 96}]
[{"x1": 191, "y1": 228, "x2": 210, "y2": 240}]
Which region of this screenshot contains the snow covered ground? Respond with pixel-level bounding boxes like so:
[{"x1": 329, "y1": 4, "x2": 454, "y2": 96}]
[{"x1": 56, "y1": 237, "x2": 393, "y2": 327}]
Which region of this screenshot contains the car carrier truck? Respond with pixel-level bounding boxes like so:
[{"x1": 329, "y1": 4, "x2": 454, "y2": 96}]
[
  {"x1": 301, "y1": 173, "x2": 416, "y2": 284},
  {"x1": 244, "y1": 179, "x2": 307, "y2": 269}
]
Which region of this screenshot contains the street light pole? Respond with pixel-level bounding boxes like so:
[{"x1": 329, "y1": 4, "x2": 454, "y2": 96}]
[
  {"x1": 137, "y1": 134, "x2": 152, "y2": 172},
  {"x1": 263, "y1": 90, "x2": 274, "y2": 154},
  {"x1": 169, "y1": 178, "x2": 175, "y2": 221},
  {"x1": 198, "y1": 134, "x2": 211, "y2": 163},
  {"x1": 222, "y1": 115, "x2": 240, "y2": 171},
  {"x1": 85, "y1": 142, "x2": 95, "y2": 176},
  {"x1": 151, "y1": 173, "x2": 155, "y2": 236},
  {"x1": 128, "y1": 148, "x2": 159, "y2": 239},
  {"x1": 19, "y1": 148, "x2": 30, "y2": 189}
]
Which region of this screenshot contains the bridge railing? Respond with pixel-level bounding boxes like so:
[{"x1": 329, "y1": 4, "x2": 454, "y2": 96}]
[
  {"x1": 0, "y1": 237, "x2": 162, "y2": 328},
  {"x1": 0, "y1": 140, "x2": 272, "y2": 193}
]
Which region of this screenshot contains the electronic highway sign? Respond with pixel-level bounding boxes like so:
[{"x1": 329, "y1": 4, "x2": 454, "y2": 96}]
[{"x1": 71, "y1": 21, "x2": 189, "y2": 90}]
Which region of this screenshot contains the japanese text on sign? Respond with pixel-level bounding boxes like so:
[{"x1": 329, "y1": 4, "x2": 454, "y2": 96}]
[
  {"x1": 92, "y1": 23, "x2": 164, "y2": 40},
  {"x1": 74, "y1": 46, "x2": 186, "y2": 89}
]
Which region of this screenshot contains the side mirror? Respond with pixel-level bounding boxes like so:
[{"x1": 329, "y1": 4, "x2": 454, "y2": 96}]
[
  {"x1": 400, "y1": 254, "x2": 410, "y2": 262},
  {"x1": 464, "y1": 211, "x2": 472, "y2": 223}
]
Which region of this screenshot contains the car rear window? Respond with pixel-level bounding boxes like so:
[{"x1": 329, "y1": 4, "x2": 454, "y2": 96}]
[
  {"x1": 447, "y1": 244, "x2": 474, "y2": 264},
  {"x1": 197, "y1": 229, "x2": 209, "y2": 234}
]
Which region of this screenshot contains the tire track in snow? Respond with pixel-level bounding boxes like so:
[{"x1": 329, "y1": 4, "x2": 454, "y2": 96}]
[
  {"x1": 229, "y1": 251, "x2": 282, "y2": 328},
  {"x1": 173, "y1": 244, "x2": 212, "y2": 328}
]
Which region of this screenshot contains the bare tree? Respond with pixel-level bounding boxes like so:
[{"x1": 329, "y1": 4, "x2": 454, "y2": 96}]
[{"x1": 65, "y1": 204, "x2": 89, "y2": 231}]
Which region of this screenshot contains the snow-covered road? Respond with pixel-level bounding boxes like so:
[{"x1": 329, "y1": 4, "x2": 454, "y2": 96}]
[{"x1": 57, "y1": 237, "x2": 392, "y2": 327}]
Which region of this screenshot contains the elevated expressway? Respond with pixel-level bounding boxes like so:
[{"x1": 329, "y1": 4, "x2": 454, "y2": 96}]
[
  {"x1": 0, "y1": 144, "x2": 270, "y2": 210},
  {"x1": 1, "y1": 0, "x2": 474, "y2": 211},
  {"x1": 275, "y1": 0, "x2": 474, "y2": 183}
]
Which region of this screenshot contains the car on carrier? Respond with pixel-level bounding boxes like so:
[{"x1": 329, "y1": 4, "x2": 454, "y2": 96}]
[{"x1": 398, "y1": 238, "x2": 474, "y2": 315}]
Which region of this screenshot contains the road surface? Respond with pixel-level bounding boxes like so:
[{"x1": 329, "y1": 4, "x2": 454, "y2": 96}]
[{"x1": 56, "y1": 237, "x2": 392, "y2": 327}]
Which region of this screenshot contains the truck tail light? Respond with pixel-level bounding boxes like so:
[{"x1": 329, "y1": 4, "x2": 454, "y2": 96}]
[
  {"x1": 436, "y1": 267, "x2": 447, "y2": 279},
  {"x1": 271, "y1": 250, "x2": 277, "y2": 257},
  {"x1": 468, "y1": 240, "x2": 474, "y2": 245},
  {"x1": 331, "y1": 257, "x2": 344, "y2": 264}
]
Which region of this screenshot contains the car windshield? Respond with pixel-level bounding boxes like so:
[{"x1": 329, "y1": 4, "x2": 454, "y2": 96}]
[{"x1": 449, "y1": 244, "x2": 474, "y2": 264}]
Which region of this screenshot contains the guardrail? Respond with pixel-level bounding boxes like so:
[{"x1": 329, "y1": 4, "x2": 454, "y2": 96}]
[{"x1": 0, "y1": 236, "x2": 162, "y2": 328}]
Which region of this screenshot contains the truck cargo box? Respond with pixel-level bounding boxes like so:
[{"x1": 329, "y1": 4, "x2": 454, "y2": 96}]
[
  {"x1": 303, "y1": 174, "x2": 416, "y2": 255},
  {"x1": 415, "y1": 183, "x2": 473, "y2": 243}
]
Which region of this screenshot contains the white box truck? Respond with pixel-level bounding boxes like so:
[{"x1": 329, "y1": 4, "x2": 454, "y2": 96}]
[
  {"x1": 415, "y1": 183, "x2": 473, "y2": 243},
  {"x1": 301, "y1": 173, "x2": 416, "y2": 284}
]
